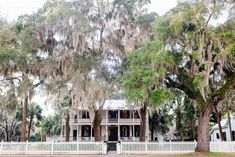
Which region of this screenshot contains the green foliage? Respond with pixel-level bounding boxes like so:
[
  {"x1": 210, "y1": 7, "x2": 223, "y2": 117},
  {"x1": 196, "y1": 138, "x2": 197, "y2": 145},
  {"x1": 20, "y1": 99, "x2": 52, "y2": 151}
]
[
  {"x1": 193, "y1": 73, "x2": 204, "y2": 87},
  {"x1": 136, "y1": 12, "x2": 158, "y2": 29},
  {"x1": 120, "y1": 41, "x2": 174, "y2": 105},
  {"x1": 42, "y1": 114, "x2": 61, "y2": 136},
  {"x1": 0, "y1": 51, "x2": 18, "y2": 70},
  {"x1": 226, "y1": 44, "x2": 235, "y2": 55},
  {"x1": 150, "y1": 89, "x2": 174, "y2": 106},
  {"x1": 19, "y1": 28, "x2": 41, "y2": 54},
  {"x1": 74, "y1": 54, "x2": 93, "y2": 73},
  {"x1": 154, "y1": 16, "x2": 172, "y2": 41},
  {"x1": 61, "y1": 96, "x2": 72, "y2": 108},
  {"x1": 113, "y1": 0, "x2": 151, "y2": 18},
  {"x1": 149, "y1": 104, "x2": 174, "y2": 139},
  {"x1": 29, "y1": 132, "x2": 41, "y2": 141}
]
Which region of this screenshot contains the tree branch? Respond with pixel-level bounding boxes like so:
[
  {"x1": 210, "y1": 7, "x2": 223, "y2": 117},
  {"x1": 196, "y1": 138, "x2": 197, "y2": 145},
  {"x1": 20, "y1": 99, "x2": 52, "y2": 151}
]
[{"x1": 210, "y1": 72, "x2": 235, "y2": 104}]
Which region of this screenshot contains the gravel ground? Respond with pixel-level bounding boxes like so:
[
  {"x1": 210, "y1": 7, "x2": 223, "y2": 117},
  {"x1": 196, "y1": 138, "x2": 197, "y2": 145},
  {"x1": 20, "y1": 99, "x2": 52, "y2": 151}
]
[{"x1": 1, "y1": 153, "x2": 235, "y2": 157}]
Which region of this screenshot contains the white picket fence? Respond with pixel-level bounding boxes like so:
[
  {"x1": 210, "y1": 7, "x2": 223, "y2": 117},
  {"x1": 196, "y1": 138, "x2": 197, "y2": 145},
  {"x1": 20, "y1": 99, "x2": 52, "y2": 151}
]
[
  {"x1": 118, "y1": 141, "x2": 235, "y2": 154},
  {"x1": 0, "y1": 141, "x2": 107, "y2": 155},
  {"x1": 210, "y1": 142, "x2": 235, "y2": 152},
  {"x1": 1, "y1": 141, "x2": 235, "y2": 154},
  {"x1": 118, "y1": 141, "x2": 197, "y2": 154}
]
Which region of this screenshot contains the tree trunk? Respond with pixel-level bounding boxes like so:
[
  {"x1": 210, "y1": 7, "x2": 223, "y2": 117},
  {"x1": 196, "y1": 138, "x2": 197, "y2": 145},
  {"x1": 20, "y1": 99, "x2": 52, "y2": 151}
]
[
  {"x1": 217, "y1": 111, "x2": 224, "y2": 141},
  {"x1": 190, "y1": 118, "x2": 195, "y2": 140},
  {"x1": 28, "y1": 117, "x2": 33, "y2": 142},
  {"x1": 139, "y1": 103, "x2": 147, "y2": 141},
  {"x1": 228, "y1": 111, "x2": 232, "y2": 141},
  {"x1": 65, "y1": 111, "x2": 70, "y2": 142},
  {"x1": 195, "y1": 104, "x2": 212, "y2": 152},
  {"x1": 93, "y1": 110, "x2": 102, "y2": 141},
  {"x1": 180, "y1": 127, "x2": 184, "y2": 141},
  {"x1": 214, "y1": 106, "x2": 224, "y2": 141},
  {"x1": 21, "y1": 94, "x2": 28, "y2": 142}
]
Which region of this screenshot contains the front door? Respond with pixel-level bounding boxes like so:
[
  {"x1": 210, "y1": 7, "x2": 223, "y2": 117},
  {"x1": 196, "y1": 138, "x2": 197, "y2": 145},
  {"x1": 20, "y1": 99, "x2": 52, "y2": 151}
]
[{"x1": 109, "y1": 126, "x2": 118, "y2": 141}]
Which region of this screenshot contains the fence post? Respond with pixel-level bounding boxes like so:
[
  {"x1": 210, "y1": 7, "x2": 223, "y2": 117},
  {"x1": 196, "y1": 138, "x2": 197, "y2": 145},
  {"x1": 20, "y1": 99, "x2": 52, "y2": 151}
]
[
  {"x1": 77, "y1": 139, "x2": 79, "y2": 152},
  {"x1": 145, "y1": 140, "x2": 148, "y2": 152},
  {"x1": 26, "y1": 140, "x2": 28, "y2": 154},
  {"x1": 51, "y1": 141, "x2": 54, "y2": 154},
  {"x1": 170, "y1": 140, "x2": 172, "y2": 152},
  {"x1": 120, "y1": 140, "x2": 122, "y2": 154},
  {"x1": 194, "y1": 140, "x2": 197, "y2": 149},
  {"x1": 0, "y1": 140, "x2": 3, "y2": 154},
  {"x1": 102, "y1": 140, "x2": 106, "y2": 154}
]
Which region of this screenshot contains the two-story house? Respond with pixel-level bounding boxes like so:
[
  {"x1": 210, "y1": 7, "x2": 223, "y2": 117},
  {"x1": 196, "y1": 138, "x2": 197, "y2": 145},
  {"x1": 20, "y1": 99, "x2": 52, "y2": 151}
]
[{"x1": 61, "y1": 99, "x2": 149, "y2": 142}]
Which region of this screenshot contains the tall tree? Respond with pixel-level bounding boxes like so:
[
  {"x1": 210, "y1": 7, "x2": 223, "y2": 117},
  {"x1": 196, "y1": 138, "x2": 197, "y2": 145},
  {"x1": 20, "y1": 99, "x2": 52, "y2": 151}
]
[
  {"x1": 120, "y1": 0, "x2": 235, "y2": 151},
  {"x1": 120, "y1": 41, "x2": 174, "y2": 141},
  {"x1": 153, "y1": 1, "x2": 235, "y2": 151}
]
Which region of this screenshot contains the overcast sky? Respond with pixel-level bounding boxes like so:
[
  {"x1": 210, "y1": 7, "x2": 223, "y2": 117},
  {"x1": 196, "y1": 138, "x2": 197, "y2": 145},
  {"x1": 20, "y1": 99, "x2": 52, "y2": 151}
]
[
  {"x1": 0, "y1": 0, "x2": 178, "y2": 22},
  {"x1": 0, "y1": 0, "x2": 228, "y2": 116}
]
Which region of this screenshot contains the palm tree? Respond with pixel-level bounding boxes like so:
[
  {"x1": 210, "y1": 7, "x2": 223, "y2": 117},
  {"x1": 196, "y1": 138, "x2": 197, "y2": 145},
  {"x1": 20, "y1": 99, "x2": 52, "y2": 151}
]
[
  {"x1": 27, "y1": 103, "x2": 42, "y2": 141},
  {"x1": 61, "y1": 96, "x2": 72, "y2": 142}
]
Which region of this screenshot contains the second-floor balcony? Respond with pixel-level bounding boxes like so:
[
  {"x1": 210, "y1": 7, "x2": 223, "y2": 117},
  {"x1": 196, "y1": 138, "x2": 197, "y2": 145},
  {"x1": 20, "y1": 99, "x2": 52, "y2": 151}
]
[
  {"x1": 62, "y1": 118, "x2": 91, "y2": 124},
  {"x1": 62, "y1": 110, "x2": 141, "y2": 125}
]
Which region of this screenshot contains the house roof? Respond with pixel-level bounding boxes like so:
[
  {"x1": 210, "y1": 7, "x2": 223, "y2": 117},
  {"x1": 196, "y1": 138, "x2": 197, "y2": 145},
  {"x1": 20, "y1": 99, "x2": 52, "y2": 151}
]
[
  {"x1": 212, "y1": 119, "x2": 228, "y2": 130},
  {"x1": 62, "y1": 99, "x2": 140, "y2": 110},
  {"x1": 102, "y1": 99, "x2": 139, "y2": 110}
]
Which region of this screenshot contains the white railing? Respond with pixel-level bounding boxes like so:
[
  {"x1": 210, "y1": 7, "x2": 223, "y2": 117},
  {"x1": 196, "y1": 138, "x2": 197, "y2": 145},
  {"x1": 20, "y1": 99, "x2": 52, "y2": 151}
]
[
  {"x1": 119, "y1": 141, "x2": 196, "y2": 154},
  {"x1": 0, "y1": 141, "x2": 107, "y2": 155}
]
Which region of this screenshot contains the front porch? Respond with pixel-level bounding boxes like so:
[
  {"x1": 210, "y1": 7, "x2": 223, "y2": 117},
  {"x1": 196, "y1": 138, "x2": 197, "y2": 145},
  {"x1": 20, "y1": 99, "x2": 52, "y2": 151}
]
[{"x1": 62, "y1": 124, "x2": 141, "y2": 142}]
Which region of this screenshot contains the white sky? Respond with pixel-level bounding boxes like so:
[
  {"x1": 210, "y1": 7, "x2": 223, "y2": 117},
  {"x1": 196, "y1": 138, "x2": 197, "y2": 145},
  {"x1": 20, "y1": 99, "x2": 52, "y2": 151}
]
[{"x1": 0, "y1": 0, "x2": 178, "y2": 22}]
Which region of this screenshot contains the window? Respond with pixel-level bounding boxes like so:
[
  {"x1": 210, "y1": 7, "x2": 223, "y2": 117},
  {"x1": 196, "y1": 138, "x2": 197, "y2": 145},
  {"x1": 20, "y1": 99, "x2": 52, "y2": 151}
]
[
  {"x1": 62, "y1": 126, "x2": 65, "y2": 136},
  {"x1": 134, "y1": 125, "x2": 140, "y2": 137},
  {"x1": 216, "y1": 133, "x2": 220, "y2": 139},
  {"x1": 222, "y1": 132, "x2": 227, "y2": 141},
  {"x1": 81, "y1": 125, "x2": 91, "y2": 137},
  {"x1": 81, "y1": 111, "x2": 90, "y2": 119},
  {"x1": 134, "y1": 111, "x2": 140, "y2": 118},
  {"x1": 74, "y1": 115, "x2": 78, "y2": 123},
  {"x1": 120, "y1": 126, "x2": 130, "y2": 137},
  {"x1": 120, "y1": 111, "x2": 130, "y2": 118},
  {"x1": 232, "y1": 131, "x2": 235, "y2": 141}
]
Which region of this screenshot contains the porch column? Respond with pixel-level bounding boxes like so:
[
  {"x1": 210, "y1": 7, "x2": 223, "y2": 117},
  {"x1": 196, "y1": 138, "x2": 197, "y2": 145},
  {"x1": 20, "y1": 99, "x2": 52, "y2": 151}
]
[
  {"x1": 106, "y1": 110, "x2": 108, "y2": 141},
  {"x1": 129, "y1": 125, "x2": 131, "y2": 140},
  {"x1": 77, "y1": 110, "x2": 79, "y2": 141},
  {"x1": 118, "y1": 125, "x2": 120, "y2": 141},
  {"x1": 60, "y1": 110, "x2": 64, "y2": 141},
  {"x1": 133, "y1": 111, "x2": 135, "y2": 140},
  {"x1": 118, "y1": 110, "x2": 120, "y2": 141},
  {"x1": 90, "y1": 125, "x2": 93, "y2": 141}
]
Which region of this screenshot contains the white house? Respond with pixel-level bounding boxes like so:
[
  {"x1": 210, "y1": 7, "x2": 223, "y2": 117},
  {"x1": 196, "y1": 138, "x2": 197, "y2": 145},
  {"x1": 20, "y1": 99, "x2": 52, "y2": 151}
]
[
  {"x1": 61, "y1": 99, "x2": 149, "y2": 142},
  {"x1": 210, "y1": 115, "x2": 235, "y2": 141}
]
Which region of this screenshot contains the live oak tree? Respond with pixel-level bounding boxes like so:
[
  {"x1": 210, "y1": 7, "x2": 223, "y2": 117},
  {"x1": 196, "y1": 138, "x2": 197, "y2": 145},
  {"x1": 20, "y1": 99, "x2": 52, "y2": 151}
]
[
  {"x1": 16, "y1": 0, "x2": 154, "y2": 142},
  {"x1": 154, "y1": 1, "x2": 235, "y2": 152},
  {"x1": 120, "y1": 0, "x2": 235, "y2": 151}
]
